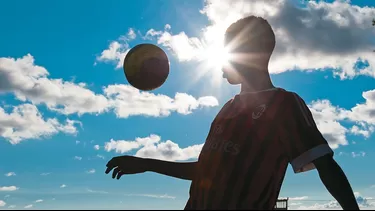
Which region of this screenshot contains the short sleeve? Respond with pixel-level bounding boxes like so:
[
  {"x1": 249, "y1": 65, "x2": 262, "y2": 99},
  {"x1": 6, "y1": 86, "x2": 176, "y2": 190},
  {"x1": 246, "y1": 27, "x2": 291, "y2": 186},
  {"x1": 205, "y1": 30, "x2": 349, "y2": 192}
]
[{"x1": 280, "y1": 92, "x2": 334, "y2": 174}]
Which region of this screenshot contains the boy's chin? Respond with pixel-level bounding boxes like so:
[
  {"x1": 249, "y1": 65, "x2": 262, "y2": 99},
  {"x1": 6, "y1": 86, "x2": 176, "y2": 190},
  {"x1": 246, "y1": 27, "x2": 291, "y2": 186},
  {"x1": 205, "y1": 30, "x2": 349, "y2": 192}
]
[
  {"x1": 225, "y1": 77, "x2": 241, "y2": 85},
  {"x1": 223, "y1": 71, "x2": 241, "y2": 85}
]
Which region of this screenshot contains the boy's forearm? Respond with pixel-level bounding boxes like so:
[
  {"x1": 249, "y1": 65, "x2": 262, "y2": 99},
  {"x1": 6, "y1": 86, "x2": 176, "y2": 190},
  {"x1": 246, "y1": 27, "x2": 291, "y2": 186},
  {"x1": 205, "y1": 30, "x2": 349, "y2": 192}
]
[
  {"x1": 315, "y1": 158, "x2": 359, "y2": 210},
  {"x1": 145, "y1": 159, "x2": 198, "y2": 181}
]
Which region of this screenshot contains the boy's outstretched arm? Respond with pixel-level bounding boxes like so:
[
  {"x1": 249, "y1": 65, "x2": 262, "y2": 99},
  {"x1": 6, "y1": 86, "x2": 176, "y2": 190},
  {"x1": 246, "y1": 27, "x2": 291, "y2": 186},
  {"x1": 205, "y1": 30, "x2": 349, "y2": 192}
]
[
  {"x1": 105, "y1": 155, "x2": 198, "y2": 181},
  {"x1": 313, "y1": 155, "x2": 359, "y2": 210},
  {"x1": 146, "y1": 158, "x2": 198, "y2": 181}
]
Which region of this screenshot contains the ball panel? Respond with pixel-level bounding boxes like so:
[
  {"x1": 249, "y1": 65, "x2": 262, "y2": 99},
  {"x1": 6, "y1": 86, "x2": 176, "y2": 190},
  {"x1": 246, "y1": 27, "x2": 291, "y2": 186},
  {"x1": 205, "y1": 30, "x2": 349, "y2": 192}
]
[
  {"x1": 127, "y1": 58, "x2": 169, "y2": 91},
  {"x1": 123, "y1": 44, "x2": 144, "y2": 77},
  {"x1": 138, "y1": 57, "x2": 169, "y2": 90},
  {"x1": 124, "y1": 44, "x2": 167, "y2": 77},
  {"x1": 124, "y1": 44, "x2": 169, "y2": 91}
]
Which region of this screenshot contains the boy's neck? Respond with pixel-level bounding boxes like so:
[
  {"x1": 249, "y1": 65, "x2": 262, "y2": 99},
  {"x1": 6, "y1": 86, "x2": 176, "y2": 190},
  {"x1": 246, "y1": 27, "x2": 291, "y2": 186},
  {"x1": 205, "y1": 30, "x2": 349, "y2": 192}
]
[{"x1": 240, "y1": 73, "x2": 275, "y2": 93}]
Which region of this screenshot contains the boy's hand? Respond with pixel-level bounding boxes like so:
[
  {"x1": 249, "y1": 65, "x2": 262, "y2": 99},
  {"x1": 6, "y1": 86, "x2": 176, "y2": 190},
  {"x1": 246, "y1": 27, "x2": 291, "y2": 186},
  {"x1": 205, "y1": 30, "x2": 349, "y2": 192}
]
[{"x1": 105, "y1": 156, "x2": 148, "y2": 179}]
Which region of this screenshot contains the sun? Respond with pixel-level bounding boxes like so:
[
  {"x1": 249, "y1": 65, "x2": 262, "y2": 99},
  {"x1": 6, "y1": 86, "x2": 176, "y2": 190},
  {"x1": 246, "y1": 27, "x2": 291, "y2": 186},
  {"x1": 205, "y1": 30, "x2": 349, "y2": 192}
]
[
  {"x1": 185, "y1": 22, "x2": 238, "y2": 93},
  {"x1": 186, "y1": 33, "x2": 235, "y2": 90},
  {"x1": 203, "y1": 43, "x2": 231, "y2": 71}
]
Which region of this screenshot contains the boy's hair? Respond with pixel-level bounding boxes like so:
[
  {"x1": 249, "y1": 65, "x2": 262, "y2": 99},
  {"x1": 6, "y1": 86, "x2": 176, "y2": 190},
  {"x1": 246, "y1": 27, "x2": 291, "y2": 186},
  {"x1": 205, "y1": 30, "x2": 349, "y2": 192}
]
[{"x1": 225, "y1": 16, "x2": 276, "y2": 56}]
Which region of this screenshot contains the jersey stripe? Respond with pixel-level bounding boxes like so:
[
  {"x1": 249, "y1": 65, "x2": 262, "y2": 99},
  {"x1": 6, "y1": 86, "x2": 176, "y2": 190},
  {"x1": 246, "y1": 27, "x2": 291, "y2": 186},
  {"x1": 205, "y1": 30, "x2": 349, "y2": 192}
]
[
  {"x1": 253, "y1": 155, "x2": 285, "y2": 208},
  {"x1": 292, "y1": 93, "x2": 314, "y2": 127},
  {"x1": 217, "y1": 91, "x2": 279, "y2": 209},
  {"x1": 223, "y1": 92, "x2": 284, "y2": 209},
  {"x1": 204, "y1": 106, "x2": 241, "y2": 208},
  {"x1": 223, "y1": 113, "x2": 260, "y2": 209},
  {"x1": 286, "y1": 98, "x2": 307, "y2": 157},
  {"x1": 189, "y1": 101, "x2": 234, "y2": 209},
  {"x1": 268, "y1": 160, "x2": 288, "y2": 209},
  {"x1": 197, "y1": 101, "x2": 239, "y2": 209},
  {"x1": 290, "y1": 93, "x2": 318, "y2": 153},
  {"x1": 236, "y1": 123, "x2": 280, "y2": 209},
  {"x1": 236, "y1": 94, "x2": 285, "y2": 209},
  {"x1": 206, "y1": 112, "x2": 251, "y2": 209}
]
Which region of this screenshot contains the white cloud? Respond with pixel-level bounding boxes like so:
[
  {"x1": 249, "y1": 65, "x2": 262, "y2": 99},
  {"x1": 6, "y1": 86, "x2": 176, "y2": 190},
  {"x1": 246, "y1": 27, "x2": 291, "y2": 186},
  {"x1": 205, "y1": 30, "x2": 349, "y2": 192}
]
[
  {"x1": 289, "y1": 196, "x2": 309, "y2": 201},
  {"x1": 8, "y1": 205, "x2": 15, "y2": 209},
  {"x1": 0, "y1": 55, "x2": 110, "y2": 116},
  {"x1": 0, "y1": 200, "x2": 6, "y2": 207},
  {"x1": 24, "y1": 204, "x2": 33, "y2": 209},
  {"x1": 154, "y1": 0, "x2": 375, "y2": 79},
  {"x1": 124, "y1": 193, "x2": 176, "y2": 199},
  {"x1": 87, "y1": 189, "x2": 108, "y2": 194},
  {"x1": 306, "y1": 90, "x2": 375, "y2": 149},
  {"x1": 0, "y1": 186, "x2": 19, "y2": 191},
  {"x1": 164, "y1": 24, "x2": 171, "y2": 30},
  {"x1": 97, "y1": 41, "x2": 129, "y2": 69},
  {"x1": 290, "y1": 202, "x2": 302, "y2": 206},
  {"x1": 4, "y1": 172, "x2": 16, "y2": 177},
  {"x1": 105, "y1": 134, "x2": 161, "y2": 154},
  {"x1": 352, "y1": 151, "x2": 366, "y2": 158},
  {"x1": 339, "y1": 151, "x2": 366, "y2": 158},
  {"x1": 74, "y1": 156, "x2": 82, "y2": 161},
  {"x1": 135, "y1": 140, "x2": 204, "y2": 161},
  {"x1": 40, "y1": 172, "x2": 51, "y2": 176},
  {"x1": 96, "y1": 27, "x2": 139, "y2": 69},
  {"x1": 156, "y1": 30, "x2": 204, "y2": 62},
  {"x1": 105, "y1": 134, "x2": 203, "y2": 161},
  {"x1": 96, "y1": 154, "x2": 105, "y2": 159},
  {"x1": 371, "y1": 185, "x2": 375, "y2": 188},
  {"x1": 308, "y1": 100, "x2": 349, "y2": 149},
  {"x1": 296, "y1": 192, "x2": 375, "y2": 210},
  {"x1": 75, "y1": 140, "x2": 80, "y2": 145},
  {"x1": 0, "y1": 104, "x2": 80, "y2": 144},
  {"x1": 104, "y1": 84, "x2": 218, "y2": 118},
  {"x1": 350, "y1": 125, "x2": 374, "y2": 138},
  {"x1": 60, "y1": 184, "x2": 66, "y2": 188},
  {"x1": 127, "y1": 28, "x2": 137, "y2": 40},
  {"x1": 86, "y1": 169, "x2": 96, "y2": 174},
  {"x1": 94, "y1": 145, "x2": 100, "y2": 150},
  {"x1": 4, "y1": 195, "x2": 10, "y2": 198},
  {"x1": 34, "y1": 199, "x2": 43, "y2": 203},
  {"x1": 347, "y1": 90, "x2": 375, "y2": 125}
]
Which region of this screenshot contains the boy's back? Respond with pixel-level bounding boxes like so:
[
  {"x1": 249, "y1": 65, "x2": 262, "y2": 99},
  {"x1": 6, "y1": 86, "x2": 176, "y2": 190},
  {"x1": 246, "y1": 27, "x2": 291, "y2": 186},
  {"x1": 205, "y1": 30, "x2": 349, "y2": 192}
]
[{"x1": 185, "y1": 88, "x2": 333, "y2": 210}]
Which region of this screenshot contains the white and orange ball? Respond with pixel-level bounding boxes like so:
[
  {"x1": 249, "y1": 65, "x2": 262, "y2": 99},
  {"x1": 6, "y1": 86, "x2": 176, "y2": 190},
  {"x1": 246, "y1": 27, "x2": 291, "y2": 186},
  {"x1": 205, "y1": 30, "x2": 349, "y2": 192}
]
[{"x1": 123, "y1": 44, "x2": 169, "y2": 91}]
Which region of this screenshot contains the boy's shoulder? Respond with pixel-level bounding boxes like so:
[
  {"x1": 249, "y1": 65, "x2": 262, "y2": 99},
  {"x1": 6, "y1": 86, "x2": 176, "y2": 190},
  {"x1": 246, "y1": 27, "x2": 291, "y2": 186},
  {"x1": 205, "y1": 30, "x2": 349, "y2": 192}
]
[
  {"x1": 218, "y1": 88, "x2": 307, "y2": 112},
  {"x1": 276, "y1": 88, "x2": 306, "y2": 102}
]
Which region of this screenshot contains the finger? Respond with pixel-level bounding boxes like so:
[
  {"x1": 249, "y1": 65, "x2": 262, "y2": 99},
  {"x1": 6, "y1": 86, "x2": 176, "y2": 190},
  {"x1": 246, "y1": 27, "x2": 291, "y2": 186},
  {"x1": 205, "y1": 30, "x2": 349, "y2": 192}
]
[
  {"x1": 106, "y1": 157, "x2": 119, "y2": 174},
  {"x1": 112, "y1": 167, "x2": 120, "y2": 179},
  {"x1": 106, "y1": 157, "x2": 117, "y2": 168},
  {"x1": 105, "y1": 167, "x2": 113, "y2": 174},
  {"x1": 117, "y1": 171, "x2": 124, "y2": 180}
]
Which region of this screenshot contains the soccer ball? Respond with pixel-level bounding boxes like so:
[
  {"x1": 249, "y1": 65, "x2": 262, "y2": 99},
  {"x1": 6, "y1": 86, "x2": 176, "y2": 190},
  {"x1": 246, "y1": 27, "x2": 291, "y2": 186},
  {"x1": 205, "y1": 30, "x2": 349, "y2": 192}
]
[{"x1": 123, "y1": 44, "x2": 170, "y2": 91}]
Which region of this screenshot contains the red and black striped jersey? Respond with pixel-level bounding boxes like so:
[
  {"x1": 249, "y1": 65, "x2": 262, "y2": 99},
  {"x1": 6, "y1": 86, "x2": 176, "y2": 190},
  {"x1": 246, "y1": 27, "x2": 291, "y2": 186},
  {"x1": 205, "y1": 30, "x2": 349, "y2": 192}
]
[{"x1": 184, "y1": 88, "x2": 333, "y2": 210}]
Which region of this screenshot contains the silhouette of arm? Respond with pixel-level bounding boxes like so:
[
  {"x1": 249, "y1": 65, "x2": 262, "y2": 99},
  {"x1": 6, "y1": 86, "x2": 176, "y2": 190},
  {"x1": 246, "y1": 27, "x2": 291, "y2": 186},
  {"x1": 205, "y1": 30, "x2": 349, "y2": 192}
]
[
  {"x1": 313, "y1": 155, "x2": 359, "y2": 210},
  {"x1": 145, "y1": 159, "x2": 198, "y2": 181}
]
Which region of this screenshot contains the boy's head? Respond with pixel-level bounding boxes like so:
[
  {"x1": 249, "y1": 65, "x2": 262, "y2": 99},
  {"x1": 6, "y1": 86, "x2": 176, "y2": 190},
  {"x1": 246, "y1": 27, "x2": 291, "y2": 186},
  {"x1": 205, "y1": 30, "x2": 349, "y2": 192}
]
[{"x1": 222, "y1": 16, "x2": 276, "y2": 85}]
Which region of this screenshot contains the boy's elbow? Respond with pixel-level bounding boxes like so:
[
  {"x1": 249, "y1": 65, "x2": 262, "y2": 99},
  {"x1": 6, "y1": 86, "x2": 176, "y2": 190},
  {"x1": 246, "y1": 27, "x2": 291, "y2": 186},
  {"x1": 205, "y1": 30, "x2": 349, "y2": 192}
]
[{"x1": 313, "y1": 154, "x2": 340, "y2": 174}]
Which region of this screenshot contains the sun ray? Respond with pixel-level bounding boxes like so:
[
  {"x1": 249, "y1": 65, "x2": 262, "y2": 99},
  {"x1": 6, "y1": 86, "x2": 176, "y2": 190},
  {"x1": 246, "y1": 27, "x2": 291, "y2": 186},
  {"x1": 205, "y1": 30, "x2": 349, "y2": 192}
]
[{"x1": 180, "y1": 19, "x2": 269, "y2": 96}]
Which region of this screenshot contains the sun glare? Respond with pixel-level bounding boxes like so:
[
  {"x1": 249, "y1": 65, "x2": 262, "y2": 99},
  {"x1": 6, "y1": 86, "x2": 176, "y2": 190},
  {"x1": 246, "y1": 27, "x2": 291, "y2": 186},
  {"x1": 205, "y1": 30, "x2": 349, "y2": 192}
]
[
  {"x1": 204, "y1": 43, "x2": 231, "y2": 70},
  {"x1": 186, "y1": 22, "x2": 239, "y2": 95}
]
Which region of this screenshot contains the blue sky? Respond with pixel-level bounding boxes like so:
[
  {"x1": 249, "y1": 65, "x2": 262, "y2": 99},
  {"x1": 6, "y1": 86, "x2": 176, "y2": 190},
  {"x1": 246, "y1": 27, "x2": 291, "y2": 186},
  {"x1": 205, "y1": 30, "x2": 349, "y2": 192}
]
[{"x1": 0, "y1": 0, "x2": 375, "y2": 210}]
